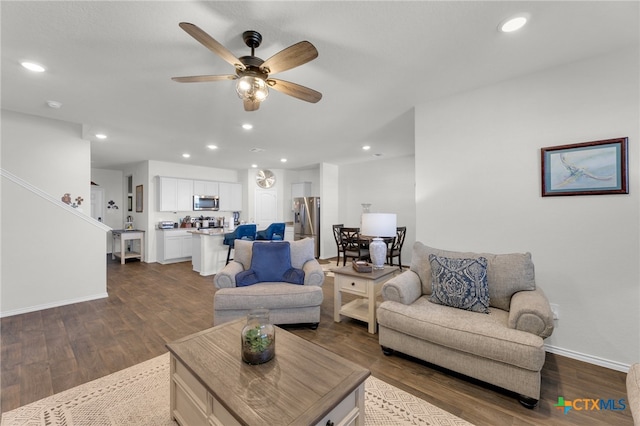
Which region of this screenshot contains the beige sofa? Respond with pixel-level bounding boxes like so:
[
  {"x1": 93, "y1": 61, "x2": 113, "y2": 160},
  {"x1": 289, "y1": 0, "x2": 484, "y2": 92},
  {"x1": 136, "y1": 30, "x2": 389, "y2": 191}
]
[
  {"x1": 213, "y1": 238, "x2": 324, "y2": 327},
  {"x1": 628, "y1": 363, "x2": 640, "y2": 424},
  {"x1": 377, "y1": 242, "x2": 554, "y2": 407}
]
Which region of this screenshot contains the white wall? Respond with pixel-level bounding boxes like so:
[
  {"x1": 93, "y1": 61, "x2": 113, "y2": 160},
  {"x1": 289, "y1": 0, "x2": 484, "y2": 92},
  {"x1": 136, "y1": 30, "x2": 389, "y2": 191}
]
[
  {"x1": 91, "y1": 168, "x2": 124, "y2": 253},
  {"x1": 320, "y1": 163, "x2": 339, "y2": 260},
  {"x1": 415, "y1": 47, "x2": 639, "y2": 369},
  {"x1": 2, "y1": 110, "x2": 89, "y2": 206},
  {"x1": 1, "y1": 110, "x2": 108, "y2": 316},
  {"x1": 338, "y1": 155, "x2": 416, "y2": 266}
]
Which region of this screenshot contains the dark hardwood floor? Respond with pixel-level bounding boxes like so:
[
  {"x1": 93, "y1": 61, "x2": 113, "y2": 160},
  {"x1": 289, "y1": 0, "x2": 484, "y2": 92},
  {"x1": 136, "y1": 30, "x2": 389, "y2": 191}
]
[{"x1": 1, "y1": 257, "x2": 633, "y2": 425}]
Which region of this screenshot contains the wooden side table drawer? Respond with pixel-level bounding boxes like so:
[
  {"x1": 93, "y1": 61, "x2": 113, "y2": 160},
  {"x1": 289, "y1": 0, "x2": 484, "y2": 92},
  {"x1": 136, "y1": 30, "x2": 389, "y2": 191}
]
[{"x1": 337, "y1": 275, "x2": 368, "y2": 295}]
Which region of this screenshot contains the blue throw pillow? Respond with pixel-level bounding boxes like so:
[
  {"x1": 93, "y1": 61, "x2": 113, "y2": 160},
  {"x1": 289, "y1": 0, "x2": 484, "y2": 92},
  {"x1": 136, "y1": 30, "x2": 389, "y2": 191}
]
[
  {"x1": 428, "y1": 254, "x2": 490, "y2": 314},
  {"x1": 236, "y1": 242, "x2": 305, "y2": 286}
]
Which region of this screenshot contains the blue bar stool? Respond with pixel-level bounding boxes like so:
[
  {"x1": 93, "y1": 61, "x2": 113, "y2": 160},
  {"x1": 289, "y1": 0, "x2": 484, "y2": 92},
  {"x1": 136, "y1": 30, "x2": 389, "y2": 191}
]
[
  {"x1": 223, "y1": 224, "x2": 257, "y2": 264},
  {"x1": 256, "y1": 223, "x2": 286, "y2": 241}
]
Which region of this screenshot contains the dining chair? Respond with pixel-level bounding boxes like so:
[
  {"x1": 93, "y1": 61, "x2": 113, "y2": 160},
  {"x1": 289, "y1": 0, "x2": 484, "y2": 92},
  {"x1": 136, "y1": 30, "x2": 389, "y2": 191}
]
[
  {"x1": 387, "y1": 226, "x2": 407, "y2": 269},
  {"x1": 332, "y1": 224, "x2": 344, "y2": 266},
  {"x1": 339, "y1": 227, "x2": 369, "y2": 266}
]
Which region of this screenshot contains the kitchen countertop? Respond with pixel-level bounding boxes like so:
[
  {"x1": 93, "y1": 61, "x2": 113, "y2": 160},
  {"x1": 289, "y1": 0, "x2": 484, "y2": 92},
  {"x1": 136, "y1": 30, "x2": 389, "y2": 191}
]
[{"x1": 188, "y1": 228, "x2": 225, "y2": 236}]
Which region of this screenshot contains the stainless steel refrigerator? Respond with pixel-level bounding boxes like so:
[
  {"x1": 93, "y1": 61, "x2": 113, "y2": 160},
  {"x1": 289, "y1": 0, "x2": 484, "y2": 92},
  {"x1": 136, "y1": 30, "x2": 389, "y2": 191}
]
[{"x1": 293, "y1": 197, "x2": 320, "y2": 258}]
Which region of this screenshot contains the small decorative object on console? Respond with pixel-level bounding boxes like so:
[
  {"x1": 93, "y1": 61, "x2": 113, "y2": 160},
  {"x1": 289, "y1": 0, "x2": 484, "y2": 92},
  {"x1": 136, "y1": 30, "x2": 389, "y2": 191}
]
[{"x1": 352, "y1": 260, "x2": 372, "y2": 273}]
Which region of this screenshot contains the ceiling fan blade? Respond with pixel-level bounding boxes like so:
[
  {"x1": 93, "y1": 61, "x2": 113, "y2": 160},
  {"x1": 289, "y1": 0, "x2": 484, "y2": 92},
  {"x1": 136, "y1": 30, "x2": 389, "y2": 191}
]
[
  {"x1": 172, "y1": 74, "x2": 237, "y2": 83},
  {"x1": 179, "y1": 22, "x2": 245, "y2": 70},
  {"x1": 268, "y1": 78, "x2": 322, "y2": 103},
  {"x1": 244, "y1": 99, "x2": 260, "y2": 112},
  {"x1": 260, "y1": 41, "x2": 318, "y2": 75}
]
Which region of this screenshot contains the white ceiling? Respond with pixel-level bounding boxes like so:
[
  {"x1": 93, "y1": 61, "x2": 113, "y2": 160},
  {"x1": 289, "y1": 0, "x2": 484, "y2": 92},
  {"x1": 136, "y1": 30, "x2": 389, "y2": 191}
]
[{"x1": 2, "y1": 1, "x2": 638, "y2": 171}]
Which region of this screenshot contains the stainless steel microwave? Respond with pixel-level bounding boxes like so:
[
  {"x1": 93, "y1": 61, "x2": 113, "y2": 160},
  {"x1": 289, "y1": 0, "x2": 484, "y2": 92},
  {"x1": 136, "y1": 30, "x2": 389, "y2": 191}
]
[{"x1": 193, "y1": 195, "x2": 219, "y2": 211}]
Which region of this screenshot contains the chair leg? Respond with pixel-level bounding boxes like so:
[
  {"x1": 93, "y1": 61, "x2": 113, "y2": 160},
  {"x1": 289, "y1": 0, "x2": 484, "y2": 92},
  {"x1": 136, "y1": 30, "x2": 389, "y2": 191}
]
[{"x1": 226, "y1": 246, "x2": 232, "y2": 265}]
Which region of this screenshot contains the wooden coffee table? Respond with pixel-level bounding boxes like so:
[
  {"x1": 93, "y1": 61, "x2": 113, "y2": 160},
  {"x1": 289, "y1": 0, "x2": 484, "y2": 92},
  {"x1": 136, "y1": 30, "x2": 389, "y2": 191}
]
[
  {"x1": 333, "y1": 265, "x2": 398, "y2": 334},
  {"x1": 166, "y1": 319, "x2": 370, "y2": 426}
]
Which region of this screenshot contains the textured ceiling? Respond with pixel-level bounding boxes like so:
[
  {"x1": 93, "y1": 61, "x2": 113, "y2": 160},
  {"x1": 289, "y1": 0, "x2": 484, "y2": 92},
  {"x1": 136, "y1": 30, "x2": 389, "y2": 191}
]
[{"x1": 2, "y1": 1, "x2": 638, "y2": 171}]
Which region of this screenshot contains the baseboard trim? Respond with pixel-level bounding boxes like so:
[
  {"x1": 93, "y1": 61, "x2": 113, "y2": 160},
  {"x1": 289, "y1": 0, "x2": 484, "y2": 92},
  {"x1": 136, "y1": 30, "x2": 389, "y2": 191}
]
[
  {"x1": 0, "y1": 293, "x2": 109, "y2": 318},
  {"x1": 545, "y1": 343, "x2": 631, "y2": 373}
]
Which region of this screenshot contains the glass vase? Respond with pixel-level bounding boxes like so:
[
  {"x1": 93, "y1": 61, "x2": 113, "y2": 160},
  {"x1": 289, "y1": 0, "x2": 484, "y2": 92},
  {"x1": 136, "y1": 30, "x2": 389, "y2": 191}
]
[{"x1": 241, "y1": 309, "x2": 275, "y2": 365}]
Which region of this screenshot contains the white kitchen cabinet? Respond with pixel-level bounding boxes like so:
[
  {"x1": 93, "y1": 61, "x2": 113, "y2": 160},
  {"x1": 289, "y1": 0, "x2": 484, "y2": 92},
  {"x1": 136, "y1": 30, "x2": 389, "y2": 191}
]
[
  {"x1": 159, "y1": 177, "x2": 193, "y2": 212},
  {"x1": 177, "y1": 179, "x2": 194, "y2": 211},
  {"x1": 193, "y1": 180, "x2": 219, "y2": 197},
  {"x1": 159, "y1": 177, "x2": 178, "y2": 211},
  {"x1": 218, "y1": 182, "x2": 242, "y2": 211},
  {"x1": 157, "y1": 229, "x2": 192, "y2": 263}
]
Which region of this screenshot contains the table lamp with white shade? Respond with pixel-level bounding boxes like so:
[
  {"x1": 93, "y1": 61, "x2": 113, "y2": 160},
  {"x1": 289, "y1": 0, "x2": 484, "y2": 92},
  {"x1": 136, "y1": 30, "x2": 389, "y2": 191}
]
[{"x1": 361, "y1": 213, "x2": 397, "y2": 269}]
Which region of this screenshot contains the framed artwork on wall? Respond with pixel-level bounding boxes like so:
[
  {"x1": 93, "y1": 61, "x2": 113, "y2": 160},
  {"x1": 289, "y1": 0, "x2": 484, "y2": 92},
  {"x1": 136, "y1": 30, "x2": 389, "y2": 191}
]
[
  {"x1": 128, "y1": 196, "x2": 133, "y2": 212},
  {"x1": 541, "y1": 137, "x2": 628, "y2": 197},
  {"x1": 136, "y1": 185, "x2": 143, "y2": 212}
]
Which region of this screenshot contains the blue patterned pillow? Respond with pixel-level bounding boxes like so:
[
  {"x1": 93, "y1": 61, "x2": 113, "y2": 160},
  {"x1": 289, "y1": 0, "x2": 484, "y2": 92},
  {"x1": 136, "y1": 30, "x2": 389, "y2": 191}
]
[{"x1": 428, "y1": 254, "x2": 490, "y2": 313}]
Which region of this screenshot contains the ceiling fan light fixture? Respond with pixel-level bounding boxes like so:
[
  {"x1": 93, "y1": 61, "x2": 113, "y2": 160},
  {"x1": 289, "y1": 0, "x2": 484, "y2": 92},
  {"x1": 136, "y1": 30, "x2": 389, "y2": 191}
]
[{"x1": 236, "y1": 75, "x2": 269, "y2": 102}]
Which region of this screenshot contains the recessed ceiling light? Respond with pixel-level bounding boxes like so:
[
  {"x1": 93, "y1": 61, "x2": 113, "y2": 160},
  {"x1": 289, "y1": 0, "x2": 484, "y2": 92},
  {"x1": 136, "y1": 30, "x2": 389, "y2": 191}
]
[
  {"x1": 46, "y1": 100, "x2": 62, "y2": 109},
  {"x1": 242, "y1": 123, "x2": 253, "y2": 130},
  {"x1": 207, "y1": 144, "x2": 218, "y2": 150},
  {"x1": 182, "y1": 153, "x2": 191, "y2": 158},
  {"x1": 21, "y1": 62, "x2": 45, "y2": 72},
  {"x1": 499, "y1": 14, "x2": 529, "y2": 33},
  {"x1": 95, "y1": 133, "x2": 107, "y2": 140},
  {"x1": 280, "y1": 158, "x2": 287, "y2": 163},
  {"x1": 251, "y1": 164, "x2": 258, "y2": 168},
  {"x1": 362, "y1": 145, "x2": 371, "y2": 150}
]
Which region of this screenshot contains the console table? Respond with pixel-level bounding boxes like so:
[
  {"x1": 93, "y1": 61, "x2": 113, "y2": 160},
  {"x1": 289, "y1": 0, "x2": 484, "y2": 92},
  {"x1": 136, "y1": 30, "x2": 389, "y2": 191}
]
[
  {"x1": 166, "y1": 319, "x2": 370, "y2": 425},
  {"x1": 111, "y1": 229, "x2": 144, "y2": 264}
]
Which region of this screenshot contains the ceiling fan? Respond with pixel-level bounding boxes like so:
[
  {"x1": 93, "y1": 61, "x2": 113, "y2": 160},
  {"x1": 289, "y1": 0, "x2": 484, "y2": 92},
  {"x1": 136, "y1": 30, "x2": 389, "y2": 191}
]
[{"x1": 172, "y1": 23, "x2": 322, "y2": 111}]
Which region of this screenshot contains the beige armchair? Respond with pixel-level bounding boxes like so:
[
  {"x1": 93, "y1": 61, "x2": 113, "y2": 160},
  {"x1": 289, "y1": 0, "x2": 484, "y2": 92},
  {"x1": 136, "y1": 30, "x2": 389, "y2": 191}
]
[{"x1": 213, "y1": 238, "x2": 324, "y2": 328}]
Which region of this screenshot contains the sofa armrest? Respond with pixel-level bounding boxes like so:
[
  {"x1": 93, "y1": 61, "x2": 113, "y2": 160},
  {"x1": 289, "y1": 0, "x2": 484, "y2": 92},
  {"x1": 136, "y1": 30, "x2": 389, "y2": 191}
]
[
  {"x1": 381, "y1": 270, "x2": 422, "y2": 305},
  {"x1": 302, "y1": 260, "x2": 325, "y2": 286},
  {"x1": 213, "y1": 261, "x2": 244, "y2": 289},
  {"x1": 508, "y1": 286, "x2": 554, "y2": 338}
]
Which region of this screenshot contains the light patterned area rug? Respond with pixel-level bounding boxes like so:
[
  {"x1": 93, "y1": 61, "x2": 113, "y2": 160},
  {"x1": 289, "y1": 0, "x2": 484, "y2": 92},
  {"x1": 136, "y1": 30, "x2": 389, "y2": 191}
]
[{"x1": 1, "y1": 353, "x2": 473, "y2": 426}]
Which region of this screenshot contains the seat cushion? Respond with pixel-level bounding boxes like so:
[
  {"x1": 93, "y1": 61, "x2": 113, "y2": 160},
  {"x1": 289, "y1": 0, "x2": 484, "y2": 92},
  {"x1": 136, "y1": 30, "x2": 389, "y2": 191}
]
[
  {"x1": 214, "y1": 283, "x2": 324, "y2": 311},
  {"x1": 377, "y1": 297, "x2": 546, "y2": 371},
  {"x1": 410, "y1": 242, "x2": 535, "y2": 311}
]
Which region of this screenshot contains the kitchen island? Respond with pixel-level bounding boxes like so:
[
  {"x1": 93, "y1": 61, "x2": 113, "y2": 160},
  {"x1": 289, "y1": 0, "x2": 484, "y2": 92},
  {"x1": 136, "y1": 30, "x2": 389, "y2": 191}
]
[{"x1": 189, "y1": 229, "x2": 227, "y2": 276}]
